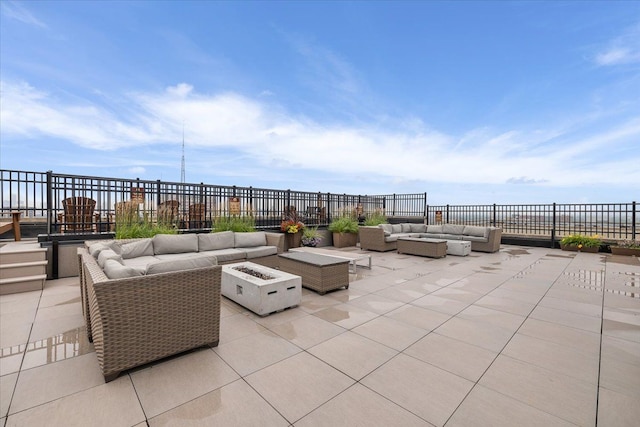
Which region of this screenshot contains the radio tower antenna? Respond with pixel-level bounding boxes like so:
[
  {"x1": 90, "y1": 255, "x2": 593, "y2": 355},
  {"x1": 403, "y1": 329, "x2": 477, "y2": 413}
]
[{"x1": 180, "y1": 122, "x2": 186, "y2": 184}]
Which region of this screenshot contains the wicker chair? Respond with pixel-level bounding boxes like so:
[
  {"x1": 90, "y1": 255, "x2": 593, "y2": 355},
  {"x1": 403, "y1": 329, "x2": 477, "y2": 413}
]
[{"x1": 58, "y1": 196, "x2": 99, "y2": 233}]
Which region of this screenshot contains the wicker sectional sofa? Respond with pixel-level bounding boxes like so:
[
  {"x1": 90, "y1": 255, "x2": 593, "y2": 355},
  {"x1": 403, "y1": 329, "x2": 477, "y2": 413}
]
[
  {"x1": 78, "y1": 231, "x2": 284, "y2": 382},
  {"x1": 359, "y1": 223, "x2": 502, "y2": 253}
]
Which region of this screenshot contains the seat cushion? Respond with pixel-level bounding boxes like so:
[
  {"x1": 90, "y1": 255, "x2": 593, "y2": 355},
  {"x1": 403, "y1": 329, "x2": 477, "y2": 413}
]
[
  {"x1": 198, "y1": 231, "x2": 234, "y2": 251},
  {"x1": 199, "y1": 248, "x2": 246, "y2": 263},
  {"x1": 154, "y1": 253, "x2": 204, "y2": 261},
  {"x1": 146, "y1": 255, "x2": 217, "y2": 275},
  {"x1": 122, "y1": 256, "x2": 160, "y2": 270},
  {"x1": 152, "y1": 233, "x2": 198, "y2": 255},
  {"x1": 242, "y1": 246, "x2": 278, "y2": 259}
]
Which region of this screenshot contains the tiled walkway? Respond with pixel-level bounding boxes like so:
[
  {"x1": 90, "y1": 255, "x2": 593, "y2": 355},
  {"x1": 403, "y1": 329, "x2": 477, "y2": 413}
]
[{"x1": 1, "y1": 246, "x2": 639, "y2": 426}]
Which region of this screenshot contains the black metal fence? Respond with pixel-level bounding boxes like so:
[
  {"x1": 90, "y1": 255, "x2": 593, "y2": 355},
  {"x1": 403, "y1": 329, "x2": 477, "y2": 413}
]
[
  {"x1": 1, "y1": 169, "x2": 637, "y2": 243},
  {"x1": 0, "y1": 169, "x2": 427, "y2": 233}
]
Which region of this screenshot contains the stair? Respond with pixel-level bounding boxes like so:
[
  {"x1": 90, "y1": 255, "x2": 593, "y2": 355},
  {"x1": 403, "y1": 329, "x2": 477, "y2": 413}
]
[{"x1": 0, "y1": 241, "x2": 47, "y2": 295}]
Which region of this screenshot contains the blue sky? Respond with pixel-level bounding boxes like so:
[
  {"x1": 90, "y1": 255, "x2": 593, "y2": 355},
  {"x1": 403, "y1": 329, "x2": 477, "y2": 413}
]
[{"x1": 1, "y1": 1, "x2": 639, "y2": 204}]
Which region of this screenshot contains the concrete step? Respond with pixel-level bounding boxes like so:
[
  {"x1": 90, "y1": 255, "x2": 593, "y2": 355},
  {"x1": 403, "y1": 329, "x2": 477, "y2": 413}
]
[
  {"x1": 0, "y1": 261, "x2": 48, "y2": 280},
  {"x1": 0, "y1": 242, "x2": 47, "y2": 265},
  {"x1": 0, "y1": 274, "x2": 46, "y2": 295}
]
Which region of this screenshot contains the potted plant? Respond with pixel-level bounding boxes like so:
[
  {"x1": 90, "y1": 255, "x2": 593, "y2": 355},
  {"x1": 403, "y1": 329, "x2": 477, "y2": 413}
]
[
  {"x1": 328, "y1": 216, "x2": 359, "y2": 248},
  {"x1": 301, "y1": 226, "x2": 323, "y2": 247},
  {"x1": 281, "y1": 218, "x2": 305, "y2": 248},
  {"x1": 559, "y1": 234, "x2": 602, "y2": 253},
  {"x1": 610, "y1": 240, "x2": 640, "y2": 256}
]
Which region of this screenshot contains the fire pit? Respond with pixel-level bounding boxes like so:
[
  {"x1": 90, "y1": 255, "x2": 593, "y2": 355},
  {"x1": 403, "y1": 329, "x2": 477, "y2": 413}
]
[{"x1": 221, "y1": 262, "x2": 301, "y2": 316}]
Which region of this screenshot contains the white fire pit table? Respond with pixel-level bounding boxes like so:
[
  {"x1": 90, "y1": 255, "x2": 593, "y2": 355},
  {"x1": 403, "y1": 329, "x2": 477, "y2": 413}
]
[{"x1": 221, "y1": 262, "x2": 301, "y2": 316}]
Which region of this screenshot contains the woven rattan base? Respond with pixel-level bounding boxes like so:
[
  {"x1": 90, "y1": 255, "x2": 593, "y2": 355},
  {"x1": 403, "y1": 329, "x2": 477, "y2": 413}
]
[
  {"x1": 279, "y1": 252, "x2": 349, "y2": 295},
  {"x1": 397, "y1": 238, "x2": 447, "y2": 258}
]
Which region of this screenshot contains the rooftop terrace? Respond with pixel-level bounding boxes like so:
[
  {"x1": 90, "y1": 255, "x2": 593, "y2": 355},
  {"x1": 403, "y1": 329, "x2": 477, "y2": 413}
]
[{"x1": 1, "y1": 244, "x2": 639, "y2": 426}]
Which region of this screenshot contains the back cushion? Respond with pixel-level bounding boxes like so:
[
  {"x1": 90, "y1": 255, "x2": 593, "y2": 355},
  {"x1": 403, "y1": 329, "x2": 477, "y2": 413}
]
[
  {"x1": 153, "y1": 233, "x2": 198, "y2": 255},
  {"x1": 410, "y1": 224, "x2": 427, "y2": 233},
  {"x1": 235, "y1": 231, "x2": 267, "y2": 248},
  {"x1": 379, "y1": 224, "x2": 393, "y2": 234},
  {"x1": 198, "y1": 231, "x2": 234, "y2": 251},
  {"x1": 443, "y1": 224, "x2": 466, "y2": 235},
  {"x1": 103, "y1": 259, "x2": 144, "y2": 279},
  {"x1": 426, "y1": 225, "x2": 443, "y2": 233},
  {"x1": 146, "y1": 255, "x2": 217, "y2": 275},
  {"x1": 463, "y1": 225, "x2": 488, "y2": 238},
  {"x1": 391, "y1": 224, "x2": 402, "y2": 234},
  {"x1": 401, "y1": 224, "x2": 412, "y2": 232},
  {"x1": 97, "y1": 249, "x2": 123, "y2": 268},
  {"x1": 120, "y1": 238, "x2": 154, "y2": 259},
  {"x1": 88, "y1": 242, "x2": 110, "y2": 258}
]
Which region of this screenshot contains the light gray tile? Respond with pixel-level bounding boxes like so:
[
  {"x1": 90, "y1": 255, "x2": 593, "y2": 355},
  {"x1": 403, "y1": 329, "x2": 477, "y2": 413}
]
[{"x1": 362, "y1": 353, "x2": 473, "y2": 426}]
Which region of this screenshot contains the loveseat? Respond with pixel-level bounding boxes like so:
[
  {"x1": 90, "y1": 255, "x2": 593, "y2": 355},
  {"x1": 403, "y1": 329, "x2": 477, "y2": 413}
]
[
  {"x1": 78, "y1": 231, "x2": 284, "y2": 382},
  {"x1": 359, "y1": 223, "x2": 502, "y2": 253}
]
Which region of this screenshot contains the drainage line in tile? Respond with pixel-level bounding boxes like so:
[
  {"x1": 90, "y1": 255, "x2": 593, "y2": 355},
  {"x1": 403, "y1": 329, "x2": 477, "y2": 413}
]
[{"x1": 594, "y1": 258, "x2": 607, "y2": 427}]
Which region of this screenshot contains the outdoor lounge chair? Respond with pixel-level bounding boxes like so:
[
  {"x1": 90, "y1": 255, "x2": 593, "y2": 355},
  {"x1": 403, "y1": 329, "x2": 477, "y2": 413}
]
[{"x1": 58, "y1": 196, "x2": 100, "y2": 233}]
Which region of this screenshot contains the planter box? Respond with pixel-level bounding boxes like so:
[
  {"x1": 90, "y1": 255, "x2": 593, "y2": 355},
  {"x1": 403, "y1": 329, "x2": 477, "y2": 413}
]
[
  {"x1": 332, "y1": 232, "x2": 358, "y2": 248},
  {"x1": 285, "y1": 232, "x2": 302, "y2": 250},
  {"x1": 611, "y1": 247, "x2": 640, "y2": 257},
  {"x1": 560, "y1": 244, "x2": 599, "y2": 253}
]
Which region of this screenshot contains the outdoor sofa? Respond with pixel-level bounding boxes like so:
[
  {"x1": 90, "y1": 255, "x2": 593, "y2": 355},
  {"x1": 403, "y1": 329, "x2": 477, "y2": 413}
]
[
  {"x1": 77, "y1": 231, "x2": 284, "y2": 382},
  {"x1": 359, "y1": 223, "x2": 502, "y2": 253}
]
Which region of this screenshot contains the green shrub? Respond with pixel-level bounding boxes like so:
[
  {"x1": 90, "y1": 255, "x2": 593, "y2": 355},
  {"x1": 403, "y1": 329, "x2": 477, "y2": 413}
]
[
  {"x1": 328, "y1": 216, "x2": 359, "y2": 234},
  {"x1": 115, "y1": 213, "x2": 177, "y2": 239},
  {"x1": 560, "y1": 234, "x2": 602, "y2": 248},
  {"x1": 213, "y1": 215, "x2": 256, "y2": 232},
  {"x1": 363, "y1": 211, "x2": 388, "y2": 226}
]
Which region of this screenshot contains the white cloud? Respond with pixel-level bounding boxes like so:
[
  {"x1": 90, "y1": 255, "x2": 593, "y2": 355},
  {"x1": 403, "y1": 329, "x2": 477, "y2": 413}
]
[
  {"x1": 594, "y1": 24, "x2": 640, "y2": 66},
  {"x1": 2, "y1": 79, "x2": 639, "y2": 189},
  {"x1": 1, "y1": 1, "x2": 47, "y2": 28}
]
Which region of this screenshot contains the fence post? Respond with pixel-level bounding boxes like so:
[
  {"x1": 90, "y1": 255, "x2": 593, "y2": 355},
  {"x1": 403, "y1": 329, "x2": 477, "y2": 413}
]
[
  {"x1": 632, "y1": 201, "x2": 637, "y2": 241},
  {"x1": 492, "y1": 203, "x2": 497, "y2": 227},
  {"x1": 423, "y1": 192, "x2": 427, "y2": 221},
  {"x1": 446, "y1": 204, "x2": 449, "y2": 223},
  {"x1": 46, "y1": 170, "x2": 53, "y2": 234},
  {"x1": 393, "y1": 194, "x2": 396, "y2": 217},
  {"x1": 327, "y1": 193, "x2": 331, "y2": 223},
  {"x1": 425, "y1": 204, "x2": 430, "y2": 225},
  {"x1": 551, "y1": 202, "x2": 557, "y2": 248}
]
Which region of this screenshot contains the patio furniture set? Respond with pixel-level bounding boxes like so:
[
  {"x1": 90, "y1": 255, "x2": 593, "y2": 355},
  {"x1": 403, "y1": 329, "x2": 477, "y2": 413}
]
[
  {"x1": 77, "y1": 224, "x2": 501, "y2": 383},
  {"x1": 359, "y1": 223, "x2": 501, "y2": 255}
]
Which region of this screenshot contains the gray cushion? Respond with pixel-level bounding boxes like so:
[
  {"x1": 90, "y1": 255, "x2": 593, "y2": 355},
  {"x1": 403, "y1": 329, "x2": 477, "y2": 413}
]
[
  {"x1": 198, "y1": 231, "x2": 234, "y2": 251},
  {"x1": 426, "y1": 225, "x2": 443, "y2": 234},
  {"x1": 410, "y1": 224, "x2": 427, "y2": 233},
  {"x1": 235, "y1": 231, "x2": 266, "y2": 248},
  {"x1": 443, "y1": 224, "x2": 466, "y2": 235},
  {"x1": 242, "y1": 246, "x2": 278, "y2": 259},
  {"x1": 401, "y1": 224, "x2": 412, "y2": 233},
  {"x1": 97, "y1": 249, "x2": 123, "y2": 268},
  {"x1": 154, "y1": 253, "x2": 204, "y2": 261},
  {"x1": 384, "y1": 235, "x2": 400, "y2": 242},
  {"x1": 103, "y1": 259, "x2": 144, "y2": 279},
  {"x1": 199, "y1": 248, "x2": 246, "y2": 263},
  {"x1": 391, "y1": 224, "x2": 402, "y2": 234},
  {"x1": 146, "y1": 255, "x2": 217, "y2": 275},
  {"x1": 379, "y1": 224, "x2": 393, "y2": 234},
  {"x1": 88, "y1": 242, "x2": 110, "y2": 258},
  {"x1": 120, "y1": 238, "x2": 154, "y2": 259},
  {"x1": 121, "y1": 256, "x2": 159, "y2": 270},
  {"x1": 463, "y1": 225, "x2": 488, "y2": 238},
  {"x1": 152, "y1": 233, "x2": 198, "y2": 255}
]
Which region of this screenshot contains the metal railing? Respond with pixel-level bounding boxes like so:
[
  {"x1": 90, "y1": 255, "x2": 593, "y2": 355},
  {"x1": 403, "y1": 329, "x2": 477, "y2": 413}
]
[
  {"x1": 0, "y1": 169, "x2": 427, "y2": 233},
  {"x1": 427, "y1": 203, "x2": 637, "y2": 244},
  {"x1": 1, "y1": 169, "x2": 637, "y2": 243}
]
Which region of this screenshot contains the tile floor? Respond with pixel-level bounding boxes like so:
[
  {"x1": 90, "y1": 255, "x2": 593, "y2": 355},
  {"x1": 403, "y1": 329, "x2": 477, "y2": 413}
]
[{"x1": 1, "y1": 245, "x2": 639, "y2": 426}]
